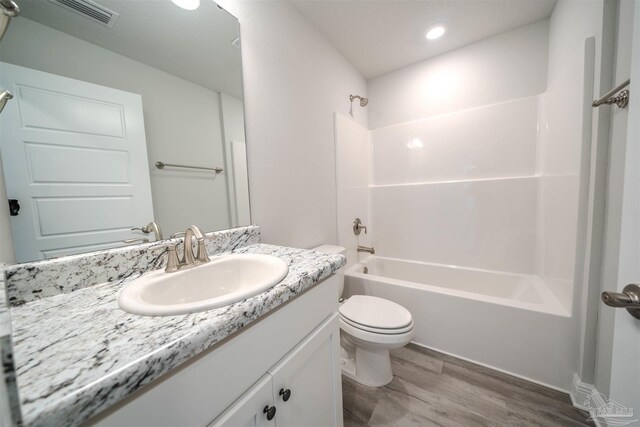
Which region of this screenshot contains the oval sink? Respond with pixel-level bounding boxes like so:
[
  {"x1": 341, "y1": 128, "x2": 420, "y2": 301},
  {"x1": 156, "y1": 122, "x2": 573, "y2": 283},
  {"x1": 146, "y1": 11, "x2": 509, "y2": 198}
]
[{"x1": 118, "y1": 254, "x2": 289, "y2": 316}]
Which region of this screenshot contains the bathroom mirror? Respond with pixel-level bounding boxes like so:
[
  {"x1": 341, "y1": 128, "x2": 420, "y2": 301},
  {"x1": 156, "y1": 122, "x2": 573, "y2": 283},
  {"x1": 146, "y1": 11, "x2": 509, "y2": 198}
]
[{"x1": 0, "y1": 0, "x2": 250, "y2": 263}]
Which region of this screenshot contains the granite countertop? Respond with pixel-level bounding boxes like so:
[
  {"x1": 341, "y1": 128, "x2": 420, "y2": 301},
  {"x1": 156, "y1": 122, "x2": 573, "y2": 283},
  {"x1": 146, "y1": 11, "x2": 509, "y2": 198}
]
[{"x1": 9, "y1": 244, "x2": 345, "y2": 427}]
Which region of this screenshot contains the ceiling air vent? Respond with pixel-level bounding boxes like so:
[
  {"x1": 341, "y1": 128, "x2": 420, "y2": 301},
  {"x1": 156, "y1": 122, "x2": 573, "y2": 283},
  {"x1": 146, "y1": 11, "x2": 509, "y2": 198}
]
[{"x1": 49, "y1": 0, "x2": 119, "y2": 27}]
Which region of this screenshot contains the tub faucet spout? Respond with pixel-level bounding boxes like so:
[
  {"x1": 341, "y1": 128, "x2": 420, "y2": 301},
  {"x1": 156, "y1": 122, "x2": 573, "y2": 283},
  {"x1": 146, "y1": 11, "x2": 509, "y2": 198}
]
[{"x1": 357, "y1": 245, "x2": 375, "y2": 255}]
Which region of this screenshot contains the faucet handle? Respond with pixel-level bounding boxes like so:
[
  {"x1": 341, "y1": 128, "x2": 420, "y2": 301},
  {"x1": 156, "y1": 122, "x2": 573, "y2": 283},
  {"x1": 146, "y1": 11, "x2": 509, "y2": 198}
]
[
  {"x1": 353, "y1": 218, "x2": 368, "y2": 235},
  {"x1": 195, "y1": 238, "x2": 210, "y2": 264},
  {"x1": 150, "y1": 243, "x2": 181, "y2": 273}
]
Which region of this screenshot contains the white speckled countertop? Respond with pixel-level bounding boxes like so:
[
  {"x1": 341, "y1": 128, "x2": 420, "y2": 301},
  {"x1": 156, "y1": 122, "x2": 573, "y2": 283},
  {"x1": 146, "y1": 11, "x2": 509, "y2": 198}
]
[{"x1": 5, "y1": 232, "x2": 345, "y2": 426}]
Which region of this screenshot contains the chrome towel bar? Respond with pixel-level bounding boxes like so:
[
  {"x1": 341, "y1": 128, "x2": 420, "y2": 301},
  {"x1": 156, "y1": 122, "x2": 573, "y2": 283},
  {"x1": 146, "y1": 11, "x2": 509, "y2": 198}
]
[
  {"x1": 155, "y1": 161, "x2": 223, "y2": 174},
  {"x1": 593, "y1": 78, "x2": 630, "y2": 108}
]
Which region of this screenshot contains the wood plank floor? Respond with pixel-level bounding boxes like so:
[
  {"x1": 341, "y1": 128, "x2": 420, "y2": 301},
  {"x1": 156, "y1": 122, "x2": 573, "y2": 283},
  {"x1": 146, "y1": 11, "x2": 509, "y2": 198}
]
[{"x1": 342, "y1": 344, "x2": 595, "y2": 427}]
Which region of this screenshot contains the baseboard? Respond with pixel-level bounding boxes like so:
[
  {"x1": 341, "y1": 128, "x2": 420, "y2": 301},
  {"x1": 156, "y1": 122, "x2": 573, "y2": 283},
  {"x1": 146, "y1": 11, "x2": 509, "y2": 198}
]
[
  {"x1": 570, "y1": 373, "x2": 605, "y2": 427},
  {"x1": 409, "y1": 341, "x2": 571, "y2": 395}
]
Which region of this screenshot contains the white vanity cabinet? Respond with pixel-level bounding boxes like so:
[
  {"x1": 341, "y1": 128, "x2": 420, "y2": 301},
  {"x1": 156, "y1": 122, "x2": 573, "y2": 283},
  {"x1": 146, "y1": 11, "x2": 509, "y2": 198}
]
[
  {"x1": 209, "y1": 376, "x2": 274, "y2": 427},
  {"x1": 87, "y1": 276, "x2": 342, "y2": 427},
  {"x1": 211, "y1": 314, "x2": 342, "y2": 427}
]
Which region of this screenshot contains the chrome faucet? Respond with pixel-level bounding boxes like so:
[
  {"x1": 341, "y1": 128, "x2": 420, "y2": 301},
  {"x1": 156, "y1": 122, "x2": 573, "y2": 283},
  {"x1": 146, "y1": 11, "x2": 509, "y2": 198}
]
[
  {"x1": 357, "y1": 245, "x2": 375, "y2": 255},
  {"x1": 154, "y1": 225, "x2": 210, "y2": 273}
]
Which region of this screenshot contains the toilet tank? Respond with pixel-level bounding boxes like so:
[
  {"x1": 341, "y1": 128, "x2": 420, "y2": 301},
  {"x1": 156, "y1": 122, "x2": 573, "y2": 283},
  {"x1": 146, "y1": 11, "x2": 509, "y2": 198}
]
[{"x1": 311, "y1": 245, "x2": 346, "y2": 297}]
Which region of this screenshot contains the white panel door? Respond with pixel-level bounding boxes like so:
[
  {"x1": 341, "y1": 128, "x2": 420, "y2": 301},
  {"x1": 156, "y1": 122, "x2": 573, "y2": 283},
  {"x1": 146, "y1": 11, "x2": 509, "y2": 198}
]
[
  {"x1": 0, "y1": 62, "x2": 154, "y2": 262},
  {"x1": 209, "y1": 375, "x2": 275, "y2": 427},
  {"x1": 269, "y1": 314, "x2": 343, "y2": 427}
]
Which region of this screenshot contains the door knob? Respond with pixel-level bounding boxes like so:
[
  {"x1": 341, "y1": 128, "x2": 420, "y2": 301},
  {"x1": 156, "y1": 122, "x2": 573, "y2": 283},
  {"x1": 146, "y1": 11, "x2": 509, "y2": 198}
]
[{"x1": 602, "y1": 284, "x2": 640, "y2": 319}]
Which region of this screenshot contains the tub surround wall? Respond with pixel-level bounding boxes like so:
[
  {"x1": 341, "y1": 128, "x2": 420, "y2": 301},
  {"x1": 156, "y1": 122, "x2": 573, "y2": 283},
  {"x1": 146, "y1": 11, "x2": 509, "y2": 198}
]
[
  {"x1": 371, "y1": 176, "x2": 538, "y2": 275},
  {"x1": 369, "y1": 95, "x2": 540, "y2": 276},
  {"x1": 334, "y1": 113, "x2": 372, "y2": 270},
  {"x1": 370, "y1": 96, "x2": 539, "y2": 185},
  {"x1": 536, "y1": 41, "x2": 594, "y2": 312}
]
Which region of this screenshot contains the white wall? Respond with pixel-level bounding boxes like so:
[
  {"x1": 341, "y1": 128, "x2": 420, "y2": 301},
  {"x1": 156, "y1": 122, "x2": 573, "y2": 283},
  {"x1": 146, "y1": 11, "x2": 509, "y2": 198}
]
[
  {"x1": 217, "y1": 0, "x2": 368, "y2": 249},
  {"x1": 0, "y1": 17, "x2": 235, "y2": 241},
  {"x1": 220, "y1": 93, "x2": 250, "y2": 227},
  {"x1": 367, "y1": 20, "x2": 549, "y2": 130}
]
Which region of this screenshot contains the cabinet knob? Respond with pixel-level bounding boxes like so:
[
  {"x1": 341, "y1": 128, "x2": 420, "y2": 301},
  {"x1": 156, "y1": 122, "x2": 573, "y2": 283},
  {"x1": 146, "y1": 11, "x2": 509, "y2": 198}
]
[
  {"x1": 263, "y1": 405, "x2": 276, "y2": 421},
  {"x1": 279, "y1": 388, "x2": 292, "y2": 402}
]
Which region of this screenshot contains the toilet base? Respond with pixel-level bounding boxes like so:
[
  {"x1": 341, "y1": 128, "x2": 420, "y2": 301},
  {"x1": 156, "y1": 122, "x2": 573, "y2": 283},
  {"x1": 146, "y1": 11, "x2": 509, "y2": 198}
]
[{"x1": 340, "y1": 335, "x2": 394, "y2": 387}]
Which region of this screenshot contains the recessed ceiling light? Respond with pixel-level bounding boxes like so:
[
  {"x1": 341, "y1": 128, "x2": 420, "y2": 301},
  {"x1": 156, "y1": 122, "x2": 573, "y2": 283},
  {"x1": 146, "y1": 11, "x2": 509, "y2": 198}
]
[
  {"x1": 171, "y1": 0, "x2": 200, "y2": 10},
  {"x1": 426, "y1": 25, "x2": 446, "y2": 40},
  {"x1": 407, "y1": 138, "x2": 424, "y2": 149}
]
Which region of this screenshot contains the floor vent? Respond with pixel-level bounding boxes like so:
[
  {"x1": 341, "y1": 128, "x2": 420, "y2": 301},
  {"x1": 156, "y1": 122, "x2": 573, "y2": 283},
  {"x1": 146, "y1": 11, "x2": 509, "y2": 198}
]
[{"x1": 49, "y1": 0, "x2": 119, "y2": 27}]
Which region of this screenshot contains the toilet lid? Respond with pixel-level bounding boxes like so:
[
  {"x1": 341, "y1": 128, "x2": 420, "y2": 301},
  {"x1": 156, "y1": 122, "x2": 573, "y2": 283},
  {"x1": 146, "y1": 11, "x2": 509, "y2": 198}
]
[{"x1": 339, "y1": 295, "x2": 412, "y2": 330}]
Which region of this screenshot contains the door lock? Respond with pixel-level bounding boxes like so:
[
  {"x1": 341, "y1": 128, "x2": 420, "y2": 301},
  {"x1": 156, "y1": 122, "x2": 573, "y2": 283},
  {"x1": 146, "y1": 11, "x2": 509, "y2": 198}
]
[{"x1": 7, "y1": 199, "x2": 19, "y2": 216}]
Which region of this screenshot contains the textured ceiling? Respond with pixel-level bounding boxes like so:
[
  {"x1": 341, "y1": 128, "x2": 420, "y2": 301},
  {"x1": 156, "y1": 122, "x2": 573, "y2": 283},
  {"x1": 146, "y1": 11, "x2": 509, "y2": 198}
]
[
  {"x1": 17, "y1": 0, "x2": 243, "y2": 98},
  {"x1": 290, "y1": 0, "x2": 557, "y2": 79}
]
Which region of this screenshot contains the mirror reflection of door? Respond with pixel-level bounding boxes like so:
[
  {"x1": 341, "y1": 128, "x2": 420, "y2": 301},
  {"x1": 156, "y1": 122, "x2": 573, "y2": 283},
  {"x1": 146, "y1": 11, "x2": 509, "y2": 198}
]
[
  {"x1": 0, "y1": 62, "x2": 155, "y2": 262},
  {"x1": 0, "y1": 0, "x2": 250, "y2": 263}
]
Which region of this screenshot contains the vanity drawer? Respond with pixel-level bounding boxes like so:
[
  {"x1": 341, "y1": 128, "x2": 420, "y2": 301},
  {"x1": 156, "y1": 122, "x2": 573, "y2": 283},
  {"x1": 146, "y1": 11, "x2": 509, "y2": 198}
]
[{"x1": 86, "y1": 275, "x2": 338, "y2": 427}]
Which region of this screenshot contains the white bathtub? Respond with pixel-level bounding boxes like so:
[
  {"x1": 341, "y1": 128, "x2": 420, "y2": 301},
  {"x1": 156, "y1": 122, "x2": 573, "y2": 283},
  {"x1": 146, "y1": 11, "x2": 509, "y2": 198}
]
[{"x1": 343, "y1": 256, "x2": 578, "y2": 391}]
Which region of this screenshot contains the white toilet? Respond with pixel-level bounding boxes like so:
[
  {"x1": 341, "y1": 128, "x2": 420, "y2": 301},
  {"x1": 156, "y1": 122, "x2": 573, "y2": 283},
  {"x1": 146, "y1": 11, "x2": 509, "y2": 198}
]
[{"x1": 313, "y1": 245, "x2": 414, "y2": 387}]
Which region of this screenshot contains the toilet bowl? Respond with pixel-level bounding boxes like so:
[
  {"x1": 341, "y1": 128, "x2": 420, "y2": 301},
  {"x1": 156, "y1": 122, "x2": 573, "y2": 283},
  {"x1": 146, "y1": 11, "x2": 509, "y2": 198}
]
[{"x1": 312, "y1": 245, "x2": 414, "y2": 387}]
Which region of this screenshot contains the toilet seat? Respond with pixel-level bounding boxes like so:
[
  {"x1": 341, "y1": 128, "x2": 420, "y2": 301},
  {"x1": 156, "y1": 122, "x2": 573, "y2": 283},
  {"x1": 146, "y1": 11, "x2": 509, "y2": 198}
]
[
  {"x1": 339, "y1": 317, "x2": 415, "y2": 346},
  {"x1": 339, "y1": 295, "x2": 413, "y2": 335},
  {"x1": 340, "y1": 315, "x2": 414, "y2": 335}
]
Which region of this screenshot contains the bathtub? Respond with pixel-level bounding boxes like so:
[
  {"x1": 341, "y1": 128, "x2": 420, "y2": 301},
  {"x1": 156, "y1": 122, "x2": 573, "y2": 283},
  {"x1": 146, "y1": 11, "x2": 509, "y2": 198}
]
[{"x1": 343, "y1": 256, "x2": 578, "y2": 391}]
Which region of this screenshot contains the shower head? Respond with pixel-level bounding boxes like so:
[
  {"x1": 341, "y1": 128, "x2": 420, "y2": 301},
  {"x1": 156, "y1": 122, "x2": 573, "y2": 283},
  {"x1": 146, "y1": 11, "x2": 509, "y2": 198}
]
[
  {"x1": 0, "y1": 90, "x2": 13, "y2": 114},
  {"x1": 350, "y1": 94, "x2": 369, "y2": 107}
]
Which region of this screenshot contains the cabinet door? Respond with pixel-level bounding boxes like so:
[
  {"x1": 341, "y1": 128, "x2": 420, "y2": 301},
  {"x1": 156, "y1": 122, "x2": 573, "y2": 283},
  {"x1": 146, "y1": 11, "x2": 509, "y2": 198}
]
[
  {"x1": 210, "y1": 375, "x2": 275, "y2": 427},
  {"x1": 269, "y1": 314, "x2": 343, "y2": 427}
]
